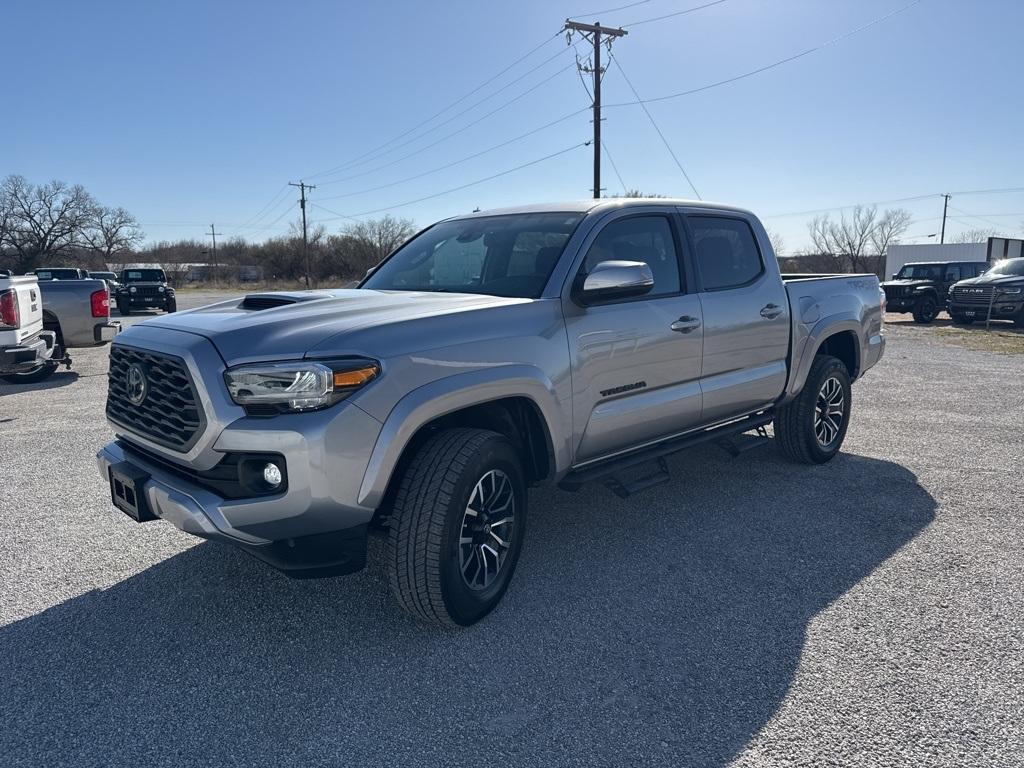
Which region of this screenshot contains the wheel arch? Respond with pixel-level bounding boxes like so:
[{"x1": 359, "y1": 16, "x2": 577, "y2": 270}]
[{"x1": 358, "y1": 366, "x2": 569, "y2": 514}]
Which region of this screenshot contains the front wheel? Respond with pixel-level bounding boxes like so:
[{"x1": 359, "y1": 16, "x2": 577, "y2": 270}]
[
  {"x1": 117, "y1": 302, "x2": 130, "y2": 316},
  {"x1": 912, "y1": 295, "x2": 938, "y2": 324},
  {"x1": 1, "y1": 360, "x2": 59, "y2": 384},
  {"x1": 774, "y1": 355, "x2": 852, "y2": 464},
  {"x1": 165, "y1": 297, "x2": 177, "y2": 313},
  {"x1": 385, "y1": 428, "x2": 526, "y2": 626}
]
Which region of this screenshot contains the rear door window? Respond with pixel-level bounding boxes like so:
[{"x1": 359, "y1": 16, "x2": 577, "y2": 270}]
[{"x1": 688, "y1": 216, "x2": 764, "y2": 291}]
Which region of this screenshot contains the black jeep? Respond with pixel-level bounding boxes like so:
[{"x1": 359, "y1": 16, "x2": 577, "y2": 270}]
[
  {"x1": 881, "y1": 261, "x2": 989, "y2": 324},
  {"x1": 114, "y1": 268, "x2": 176, "y2": 315}
]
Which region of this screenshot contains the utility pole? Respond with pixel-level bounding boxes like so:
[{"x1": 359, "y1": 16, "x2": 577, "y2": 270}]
[
  {"x1": 564, "y1": 20, "x2": 627, "y2": 198},
  {"x1": 940, "y1": 194, "x2": 951, "y2": 244},
  {"x1": 206, "y1": 223, "x2": 222, "y2": 280},
  {"x1": 289, "y1": 181, "x2": 316, "y2": 288}
]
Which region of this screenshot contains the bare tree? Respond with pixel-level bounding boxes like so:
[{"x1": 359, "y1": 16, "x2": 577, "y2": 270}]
[
  {"x1": 338, "y1": 215, "x2": 417, "y2": 274},
  {"x1": 767, "y1": 229, "x2": 785, "y2": 257},
  {"x1": 611, "y1": 188, "x2": 667, "y2": 198},
  {"x1": 870, "y1": 208, "x2": 912, "y2": 261},
  {"x1": 809, "y1": 205, "x2": 911, "y2": 273},
  {"x1": 949, "y1": 227, "x2": 998, "y2": 244},
  {"x1": 1, "y1": 175, "x2": 98, "y2": 272},
  {"x1": 82, "y1": 206, "x2": 145, "y2": 262}
]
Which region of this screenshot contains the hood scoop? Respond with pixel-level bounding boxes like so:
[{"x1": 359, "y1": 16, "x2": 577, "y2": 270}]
[{"x1": 239, "y1": 292, "x2": 334, "y2": 311}]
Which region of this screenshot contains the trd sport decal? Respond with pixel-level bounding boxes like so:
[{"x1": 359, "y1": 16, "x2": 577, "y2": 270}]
[{"x1": 600, "y1": 381, "x2": 647, "y2": 397}]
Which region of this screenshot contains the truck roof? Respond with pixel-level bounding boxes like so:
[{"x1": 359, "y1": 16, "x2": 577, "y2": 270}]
[
  {"x1": 453, "y1": 198, "x2": 755, "y2": 220},
  {"x1": 900, "y1": 260, "x2": 985, "y2": 266}
]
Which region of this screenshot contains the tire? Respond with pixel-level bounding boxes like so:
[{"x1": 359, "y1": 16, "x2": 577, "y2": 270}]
[
  {"x1": 385, "y1": 428, "x2": 527, "y2": 627},
  {"x1": 912, "y1": 295, "x2": 938, "y2": 324},
  {"x1": 1, "y1": 361, "x2": 58, "y2": 384},
  {"x1": 117, "y1": 303, "x2": 130, "y2": 316},
  {"x1": 165, "y1": 298, "x2": 177, "y2": 313},
  {"x1": 774, "y1": 354, "x2": 852, "y2": 464}
]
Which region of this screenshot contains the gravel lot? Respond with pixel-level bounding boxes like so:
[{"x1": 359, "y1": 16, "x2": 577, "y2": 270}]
[{"x1": 1, "y1": 294, "x2": 1022, "y2": 767}]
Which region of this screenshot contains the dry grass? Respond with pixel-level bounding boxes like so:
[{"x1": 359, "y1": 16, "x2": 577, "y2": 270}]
[{"x1": 933, "y1": 325, "x2": 1024, "y2": 356}]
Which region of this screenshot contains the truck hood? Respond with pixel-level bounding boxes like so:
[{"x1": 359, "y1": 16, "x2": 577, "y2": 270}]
[
  {"x1": 954, "y1": 274, "x2": 1024, "y2": 288},
  {"x1": 881, "y1": 279, "x2": 931, "y2": 288},
  {"x1": 133, "y1": 289, "x2": 530, "y2": 363}
]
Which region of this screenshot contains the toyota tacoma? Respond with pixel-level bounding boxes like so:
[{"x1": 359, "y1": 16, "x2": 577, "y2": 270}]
[{"x1": 97, "y1": 200, "x2": 885, "y2": 625}]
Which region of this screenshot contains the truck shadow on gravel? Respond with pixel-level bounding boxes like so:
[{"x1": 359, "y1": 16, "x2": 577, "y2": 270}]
[
  {"x1": 0, "y1": 448, "x2": 934, "y2": 767},
  {"x1": 0, "y1": 370, "x2": 79, "y2": 394}
]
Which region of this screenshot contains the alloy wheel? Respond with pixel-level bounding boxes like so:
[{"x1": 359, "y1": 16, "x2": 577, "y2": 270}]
[
  {"x1": 814, "y1": 376, "x2": 845, "y2": 447},
  {"x1": 458, "y1": 469, "x2": 516, "y2": 590}
]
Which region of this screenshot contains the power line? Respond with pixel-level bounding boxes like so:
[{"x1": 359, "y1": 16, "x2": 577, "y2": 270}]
[
  {"x1": 608, "y1": 50, "x2": 700, "y2": 198},
  {"x1": 622, "y1": 0, "x2": 730, "y2": 28},
  {"x1": 304, "y1": 33, "x2": 563, "y2": 181},
  {"x1": 315, "y1": 62, "x2": 578, "y2": 187},
  {"x1": 569, "y1": 0, "x2": 654, "y2": 20},
  {"x1": 604, "y1": 0, "x2": 924, "y2": 108},
  {"x1": 601, "y1": 140, "x2": 628, "y2": 192},
  {"x1": 236, "y1": 183, "x2": 291, "y2": 229},
  {"x1": 765, "y1": 187, "x2": 1024, "y2": 219},
  {"x1": 311, "y1": 141, "x2": 590, "y2": 221},
  {"x1": 307, "y1": 42, "x2": 571, "y2": 181},
  {"x1": 317, "y1": 108, "x2": 588, "y2": 202}
]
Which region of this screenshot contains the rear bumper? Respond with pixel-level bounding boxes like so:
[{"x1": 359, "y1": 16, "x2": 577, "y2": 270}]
[
  {"x1": 0, "y1": 331, "x2": 55, "y2": 373},
  {"x1": 94, "y1": 321, "x2": 120, "y2": 343},
  {"x1": 96, "y1": 440, "x2": 369, "y2": 577}
]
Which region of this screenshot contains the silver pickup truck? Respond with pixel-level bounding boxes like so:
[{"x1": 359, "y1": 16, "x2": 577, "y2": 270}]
[{"x1": 97, "y1": 199, "x2": 885, "y2": 625}]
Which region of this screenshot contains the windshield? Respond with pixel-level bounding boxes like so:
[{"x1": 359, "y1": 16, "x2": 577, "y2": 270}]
[
  {"x1": 986, "y1": 258, "x2": 1024, "y2": 277},
  {"x1": 90, "y1": 272, "x2": 116, "y2": 280},
  {"x1": 122, "y1": 269, "x2": 166, "y2": 282},
  {"x1": 895, "y1": 264, "x2": 943, "y2": 280},
  {"x1": 361, "y1": 213, "x2": 584, "y2": 298}
]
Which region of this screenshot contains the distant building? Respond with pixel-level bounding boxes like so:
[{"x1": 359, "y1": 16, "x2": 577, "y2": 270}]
[{"x1": 885, "y1": 237, "x2": 1024, "y2": 279}]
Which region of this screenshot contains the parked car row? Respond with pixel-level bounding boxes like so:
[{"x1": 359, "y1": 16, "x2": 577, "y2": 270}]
[{"x1": 881, "y1": 257, "x2": 1024, "y2": 326}]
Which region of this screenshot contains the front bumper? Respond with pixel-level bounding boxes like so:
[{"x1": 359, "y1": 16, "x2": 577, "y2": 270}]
[
  {"x1": 97, "y1": 440, "x2": 371, "y2": 577},
  {"x1": 118, "y1": 294, "x2": 172, "y2": 308},
  {"x1": 0, "y1": 331, "x2": 55, "y2": 373},
  {"x1": 949, "y1": 298, "x2": 1024, "y2": 320}
]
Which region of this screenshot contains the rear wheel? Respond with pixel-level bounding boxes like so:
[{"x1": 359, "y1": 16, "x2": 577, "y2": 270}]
[
  {"x1": 774, "y1": 355, "x2": 852, "y2": 464},
  {"x1": 385, "y1": 428, "x2": 526, "y2": 627},
  {"x1": 912, "y1": 295, "x2": 938, "y2": 324},
  {"x1": 1, "y1": 360, "x2": 58, "y2": 384}
]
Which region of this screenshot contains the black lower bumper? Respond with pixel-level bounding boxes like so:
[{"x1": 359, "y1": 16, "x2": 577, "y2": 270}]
[
  {"x1": 949, "y1": 301, "x2": 1024, "y2": 320},
  {"x1": 234, "y1": 524, "x2": 369, "y2": 579}
]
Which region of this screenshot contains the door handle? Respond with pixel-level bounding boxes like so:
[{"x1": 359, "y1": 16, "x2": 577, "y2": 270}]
[
  {"x1": 670, "y1": 315, "x2": 701, "y2": 333},
  {"x1": 760, "y1": 303, "x2": 783, "y2": 319}
]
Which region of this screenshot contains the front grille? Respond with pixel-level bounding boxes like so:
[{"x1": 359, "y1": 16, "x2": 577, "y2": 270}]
[
  {"x1": 952, "y1": 286, "x2": 994, "y2": 305},
  {"x1": 131, "y1": 285, "x2": 163, "y2": 297},
  {"x1": 106, "y1": 345, "x2": 206, "y2": 451},
  {"x1": 883, "y1": 286, "x2": 906, "y2": 298}
]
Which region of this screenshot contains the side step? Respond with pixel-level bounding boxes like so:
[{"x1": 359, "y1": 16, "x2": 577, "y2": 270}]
[{"x1": 559, "y1": 411, "x2": 774, "y2": 496}]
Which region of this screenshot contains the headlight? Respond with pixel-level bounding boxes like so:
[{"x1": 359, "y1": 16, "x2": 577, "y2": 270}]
[
  {"x1": 224, "y1": 359, "x2": 379, "y2": 413},
  {"x1": 997, "y1": 286, "x2": 1022, "y2": 295},
  {"x1": 158, "y1": 286, "x2": 165, "y2": 292},
  {"x1": 913, "y1": 285, "x2": 930, "y2": 291},
  {"x1": 129, "y1": 286, "x2": 137, "y2": 293}
]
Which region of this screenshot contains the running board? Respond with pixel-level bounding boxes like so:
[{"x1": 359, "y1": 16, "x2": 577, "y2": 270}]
[{"x1": 559, "y1": 411, "x2": 775, "y2": 495}]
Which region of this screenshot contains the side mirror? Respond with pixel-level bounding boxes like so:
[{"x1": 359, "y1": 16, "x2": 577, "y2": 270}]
[
  {"x1": 891, "y1": 274, "x2": 898, "y2": 280},
  {"x1": 576, "y1": 260, "x2": 654, "y2": 305}
]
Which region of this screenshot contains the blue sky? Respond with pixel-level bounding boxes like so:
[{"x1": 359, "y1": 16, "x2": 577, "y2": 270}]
[{"x1": 3, "y1": 0, "x2": 1022, "y2": 252}]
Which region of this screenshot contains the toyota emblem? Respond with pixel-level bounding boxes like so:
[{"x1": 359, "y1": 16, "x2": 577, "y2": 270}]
[{"x1": 126, "y1": 363, "x2": 149, "y2": 405}]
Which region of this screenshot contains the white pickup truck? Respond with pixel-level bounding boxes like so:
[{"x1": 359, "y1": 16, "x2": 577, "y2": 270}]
[
  {"x1": 0, "y1": 274, "x2": 57, "y2": 382},
  {"x1": 0, "y1": 273, "x2": 119, "y2": 383}
]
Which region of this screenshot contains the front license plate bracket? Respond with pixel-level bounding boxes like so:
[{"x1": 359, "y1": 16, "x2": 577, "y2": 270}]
[{"x1": 109, "y1": 461, "x2": 157, "y2": 522}]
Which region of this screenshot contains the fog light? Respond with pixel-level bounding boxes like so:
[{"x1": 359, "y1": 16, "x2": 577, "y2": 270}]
[{"x1": 263, "y1": 462, "x2": 283, "y2": 487}]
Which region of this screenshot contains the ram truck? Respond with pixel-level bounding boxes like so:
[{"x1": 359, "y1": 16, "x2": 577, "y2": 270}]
[{"x1": 97, "y1": 199, "x2": 885, "y2": 625}]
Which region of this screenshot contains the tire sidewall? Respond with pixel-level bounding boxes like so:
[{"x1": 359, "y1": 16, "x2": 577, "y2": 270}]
[
  {"x1": 804, "y1": 358, "x2": 852, "y2": 462},
  {"x1": 438, "y1": 436, "x2": 527, "y2": 626},
  {"x1": 914, "y1": 295, "x2": 937, "y2": 323}
]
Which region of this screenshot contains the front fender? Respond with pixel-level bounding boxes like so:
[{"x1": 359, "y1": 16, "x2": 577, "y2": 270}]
[{"x1": 357, "y1": 364, "x2": 570, "y2": 509}]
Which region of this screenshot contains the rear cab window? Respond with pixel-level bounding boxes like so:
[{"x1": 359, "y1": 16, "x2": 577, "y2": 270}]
[{"x1": 688, "y1": 216, "x2": 764, "y2": 291}]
